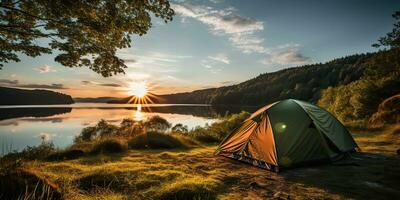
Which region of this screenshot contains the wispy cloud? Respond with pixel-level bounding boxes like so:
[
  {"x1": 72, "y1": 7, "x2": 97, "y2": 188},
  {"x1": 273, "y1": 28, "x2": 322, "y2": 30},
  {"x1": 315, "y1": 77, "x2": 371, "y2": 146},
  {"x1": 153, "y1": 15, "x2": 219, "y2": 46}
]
[
  {"x1": 82, "y1": 80, "x2": 122, "y2": 87},
  {"x1": 172, "y1": 2, "x2": 267, "y2": 54},
  {"x1": 0, "y1": 79, "x2": 67, "y2": 89},
  {"x1": 173, "y1": 3, "x2": 311, "y2": 66},
  {"x1": 208, "y1": 53, "x2": 230, "y2": 64},
  {"x1": 18, "y1": 83, "x2": 67, "y2": 89},
  {"x1": 99, "y1": 83, "x2": 122, "y2": 87},
  {"x1": 0, "y1": 79, "x2": 18, "y2": 85},
  {"x1": 263, "y1": 48, "x2": 311, "y2": 65},
  {"x1": 35, "y1": 64, "x2": 56, "y2": 73}
]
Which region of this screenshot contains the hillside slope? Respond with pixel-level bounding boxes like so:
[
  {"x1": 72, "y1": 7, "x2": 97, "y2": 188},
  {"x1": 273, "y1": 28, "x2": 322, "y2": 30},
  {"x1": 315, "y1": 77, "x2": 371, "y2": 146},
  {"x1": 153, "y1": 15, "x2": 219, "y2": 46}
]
[
  {"x1": 112, "y1": 53, "x2": 373, "y2": 105},
  {"x1": 0, "y1": 87, "x2": 74, "y2": 105}
]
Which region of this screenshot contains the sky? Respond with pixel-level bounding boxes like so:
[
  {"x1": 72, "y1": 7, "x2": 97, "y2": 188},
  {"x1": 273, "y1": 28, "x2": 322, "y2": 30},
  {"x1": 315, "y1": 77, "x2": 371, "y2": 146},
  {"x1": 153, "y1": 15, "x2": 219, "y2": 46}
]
[{"x1": 0, "y1": 0, "x2": 399, "y2": 98}]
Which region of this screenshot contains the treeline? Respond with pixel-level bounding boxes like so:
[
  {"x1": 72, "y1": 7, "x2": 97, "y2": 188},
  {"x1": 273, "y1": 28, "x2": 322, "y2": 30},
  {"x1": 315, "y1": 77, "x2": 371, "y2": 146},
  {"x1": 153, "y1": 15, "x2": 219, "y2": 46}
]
[
  {"x1": 147, "y1": 53, "x2": 371, "y2": 105},
  {"x1": 0, "y1": 87, "x2": 74, "y2": 105},
  {"x1": 318, "y1": 48, "x2": 400, "y2": 123}
]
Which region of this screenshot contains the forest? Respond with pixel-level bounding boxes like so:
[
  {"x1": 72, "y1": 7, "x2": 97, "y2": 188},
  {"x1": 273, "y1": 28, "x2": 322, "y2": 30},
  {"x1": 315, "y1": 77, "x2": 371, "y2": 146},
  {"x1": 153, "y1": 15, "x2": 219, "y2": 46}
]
[
  {"x1": 113, "y1": 48, "x2": 399, "y2": 125},
  {"x1": 0, "y1": 87, "x2": 74, "y2": 105}
]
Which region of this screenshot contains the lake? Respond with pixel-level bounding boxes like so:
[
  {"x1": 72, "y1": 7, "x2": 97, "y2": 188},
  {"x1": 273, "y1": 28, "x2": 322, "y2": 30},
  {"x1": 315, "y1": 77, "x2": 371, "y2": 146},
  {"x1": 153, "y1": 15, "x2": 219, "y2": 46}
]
[{"x1": 0, "y1": 103, "x2": 257, "y2": 154}]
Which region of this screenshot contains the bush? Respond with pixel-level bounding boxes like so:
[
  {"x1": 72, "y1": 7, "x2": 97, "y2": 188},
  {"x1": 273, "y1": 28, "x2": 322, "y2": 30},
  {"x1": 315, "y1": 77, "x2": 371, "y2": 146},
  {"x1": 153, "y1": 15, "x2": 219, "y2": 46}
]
[
  {"x1": 171, "y1": 123, "x2": 189, "y2": 134},
  {"x1": 118, "y1": 118, "x2": 145, "y2": 137},
  {"x1": 75, "y1": 126, "x2": 97, "y2": 142},
  {"x1": 91, "y1": 139, "x2": 127, "y2": 154},
  {"x1": 144, "y1": 116, "x2": 171, "y2": 132},
  {"x1": 1, "y1": 142, "x2": 56, "y2": 161},
  {"x1": 96, "y1": 119, "x2": 119, "y2": 137},
  {"x1": 74, "y1": 119, "x2": 120, "y2": 142},
  {"x1": 128, "y1": 131, "x2": 185, "y2": 149},
  {"x1": 190, "y1": 127, "x2": 220, "y2": 144},
  {"x1": 187, "y1": 111, "x2": 249, "y2": 144}
]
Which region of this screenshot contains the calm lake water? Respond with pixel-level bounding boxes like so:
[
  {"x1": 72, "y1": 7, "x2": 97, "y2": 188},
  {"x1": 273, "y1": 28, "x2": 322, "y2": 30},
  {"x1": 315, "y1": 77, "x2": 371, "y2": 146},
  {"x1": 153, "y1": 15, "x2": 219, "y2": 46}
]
[{"x1": 0, "y1": 103, "x2": 257, "y2": 154}]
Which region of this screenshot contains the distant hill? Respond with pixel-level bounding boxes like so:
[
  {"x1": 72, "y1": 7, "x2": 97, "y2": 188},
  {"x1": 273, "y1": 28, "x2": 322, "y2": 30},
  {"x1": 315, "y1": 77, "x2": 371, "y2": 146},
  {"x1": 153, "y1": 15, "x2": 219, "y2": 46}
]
[
  {"x1": 74, "y1": 97, "x2": 120, "y2": 103},
  {"x1": 111, "y1": 53, "x2": 373, "y2": 106},
  {"x1": 0, "y1": 87, "x2": 74, "y2": 105}
]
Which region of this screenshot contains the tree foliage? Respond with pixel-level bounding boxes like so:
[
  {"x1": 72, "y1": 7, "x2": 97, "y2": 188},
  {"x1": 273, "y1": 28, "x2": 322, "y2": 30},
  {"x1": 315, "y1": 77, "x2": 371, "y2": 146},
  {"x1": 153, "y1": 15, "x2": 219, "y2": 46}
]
[
  {"x1": 0, "y1": 86, "x2": 74, "y2": 105},
  {"x1": 373, "y1": 10, "x2": 400, "y2": 49},
  {"x1": 318, "y1": 48, "x2": 400, "y2": 122},
  {"x1": 144, "y1": 115, "x2": 171, "y2": 132},
  {"x1": 154, "y1": 53, "x2": 369, "y2": 105},
  {"x1": 0, "y1": 0, "x2": 174, "y2": 76}
]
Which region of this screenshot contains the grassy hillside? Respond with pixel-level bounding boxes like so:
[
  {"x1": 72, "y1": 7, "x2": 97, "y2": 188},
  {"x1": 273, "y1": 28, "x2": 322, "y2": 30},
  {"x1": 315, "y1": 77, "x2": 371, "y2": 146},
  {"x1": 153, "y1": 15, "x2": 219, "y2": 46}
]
[
  {"x1": 0, "y1": 87, "x2": 74, "y2": 105},
  {"x1": 2, "y1": 124, "x2": 399, "y2": 200}
]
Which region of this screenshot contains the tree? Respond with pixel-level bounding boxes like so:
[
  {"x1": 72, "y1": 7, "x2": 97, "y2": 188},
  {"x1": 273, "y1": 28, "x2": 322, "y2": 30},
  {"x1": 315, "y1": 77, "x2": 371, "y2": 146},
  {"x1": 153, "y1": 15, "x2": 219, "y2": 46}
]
[
  {"x1": 0, "y1": 0, "x2": 174, "y2": 77},
  {"x1": 373, "y1": 11, "x2": 400, "y2": 49}
]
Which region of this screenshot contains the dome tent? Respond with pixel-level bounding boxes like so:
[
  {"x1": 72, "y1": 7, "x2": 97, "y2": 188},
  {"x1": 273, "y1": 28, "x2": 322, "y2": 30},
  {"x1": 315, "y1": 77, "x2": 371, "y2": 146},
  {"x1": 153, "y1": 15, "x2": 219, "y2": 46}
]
[{"x1": 215, "y1": 99, "x2": 358, "y2": 172}]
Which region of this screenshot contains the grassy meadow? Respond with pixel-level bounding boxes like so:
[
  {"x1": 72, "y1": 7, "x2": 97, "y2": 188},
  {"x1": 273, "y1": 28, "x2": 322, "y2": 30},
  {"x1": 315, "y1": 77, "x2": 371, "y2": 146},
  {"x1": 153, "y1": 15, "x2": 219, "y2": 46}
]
[{"x1": 0, "y1": 113, "x2": 399, "y2": 200}]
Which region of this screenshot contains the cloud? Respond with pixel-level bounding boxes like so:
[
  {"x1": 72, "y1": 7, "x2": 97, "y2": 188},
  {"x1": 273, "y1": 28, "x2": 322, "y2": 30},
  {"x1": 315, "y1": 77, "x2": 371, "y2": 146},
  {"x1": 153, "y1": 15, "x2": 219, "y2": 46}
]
[
  {"x1": 81, "y1": 80, "x2": 122, "y2": 87},
  {"x1": 0, "y1": 79, "x2": 18, "y2": 85},
  {"x1": 209, "y1": 0, "x2": 224, "y2": 3},
  {"x1": 18, "y1": 83, "x2": 67, "y2": 89},
  {"x1": 123, "y1": 58, "x2": 137, "y2": 64},
  {"x1": 81, "y1": 80, "x2": 95, "y2": 85},
  {"x1": 35, "y1": 65, "x2": 56, "y2": 73},
  {"x1": 172, "y1": 3, "x2": 267, "y2": 54},
  {"x1": 0, "y1": 79, "x2": 68, "y2": 89},
  {"x1": 99, "y1": 83, "x2": 122, "y2": 87},
  {"x1": 271, "y1": 49, "x2": 311, "y2": 65},
  {"x1": 208, "y1": 54, "x2": 230, "y2": 64}
]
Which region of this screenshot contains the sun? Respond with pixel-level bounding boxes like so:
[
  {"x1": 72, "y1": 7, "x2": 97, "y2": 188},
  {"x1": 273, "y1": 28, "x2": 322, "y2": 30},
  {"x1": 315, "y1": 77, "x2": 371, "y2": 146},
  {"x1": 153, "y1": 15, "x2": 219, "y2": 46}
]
[
  {"x1": 130, "y1": 82, "x2": 148, "y2": 98},
  {"x1": 127, "y1": 81, "x2": 157, "y2": 105}
]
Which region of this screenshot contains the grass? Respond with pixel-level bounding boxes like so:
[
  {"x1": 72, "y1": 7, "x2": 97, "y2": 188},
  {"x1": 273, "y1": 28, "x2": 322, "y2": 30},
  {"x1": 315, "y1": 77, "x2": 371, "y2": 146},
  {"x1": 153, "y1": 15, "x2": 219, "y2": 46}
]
[
  {"x1": 128, "y1": 132, "x2": 187, "y2": 149},
  {"x1": 2, "y1": 112, "x2": 399, "y2": 199},
  {"x1": 90, "y1": 138, "x2": 127, "y2": 154},
  {"x1": 10, "y1": 124, "x2": 398, "y2": 199}
]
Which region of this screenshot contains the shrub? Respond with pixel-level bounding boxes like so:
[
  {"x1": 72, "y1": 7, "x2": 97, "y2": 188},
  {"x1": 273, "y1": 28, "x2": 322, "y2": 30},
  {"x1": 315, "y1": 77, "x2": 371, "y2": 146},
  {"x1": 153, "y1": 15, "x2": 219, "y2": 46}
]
[
  {"x1": 190, "y1": 127, "x2": 220, "y2": 144},
  {"x1": 96, "y1": 119, "x2": 119, "y2": 137},
  {"x1": 75, "y1": 126, "x2": 97, "y2": 142},
  {"x1": 128, "y1": 131, "x2": 185, "y2": 149},
  {"x1": 1, "y1": 142, "x2": 56, "y2": 161},
  {"x1": 118, "y1": 118, "x2": 145, "y2": 137},
  {"x1": 74, "y1": 119, "x2": 119, "y2": 142},
  {"x1": 171, "y1": 123, "x2": 188, "y2": 134},
  {"x1": 91, "y1": 139, "x2": 127, "y2": 154},
  {"x1": 187, "y1": 111, "x2": 249, "y2": 144},
  {"x1": 144, "y1": 116, "x2": 171, "y2": 132}
]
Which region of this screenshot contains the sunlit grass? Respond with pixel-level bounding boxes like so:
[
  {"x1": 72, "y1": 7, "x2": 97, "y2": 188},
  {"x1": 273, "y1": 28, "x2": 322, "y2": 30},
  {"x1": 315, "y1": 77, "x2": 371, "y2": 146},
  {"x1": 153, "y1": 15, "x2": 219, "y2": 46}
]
[{"x1": 6, "y1": 124, "x2": 400, "y2": 199}]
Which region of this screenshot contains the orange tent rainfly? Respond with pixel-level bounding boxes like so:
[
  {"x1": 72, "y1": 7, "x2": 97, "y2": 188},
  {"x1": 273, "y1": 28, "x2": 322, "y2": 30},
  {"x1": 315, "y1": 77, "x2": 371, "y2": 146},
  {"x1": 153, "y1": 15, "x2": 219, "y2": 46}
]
[{"x1": 215, "y1": 99, "x2": 358, "y2": 172}]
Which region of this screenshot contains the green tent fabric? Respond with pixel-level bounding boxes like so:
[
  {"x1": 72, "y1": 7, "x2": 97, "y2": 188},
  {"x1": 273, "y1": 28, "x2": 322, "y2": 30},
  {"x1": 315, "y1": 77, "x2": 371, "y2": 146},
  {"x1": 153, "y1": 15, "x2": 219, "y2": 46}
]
[{"x1": 215, "y1": 99, "x2": 358, "y2": 172}]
